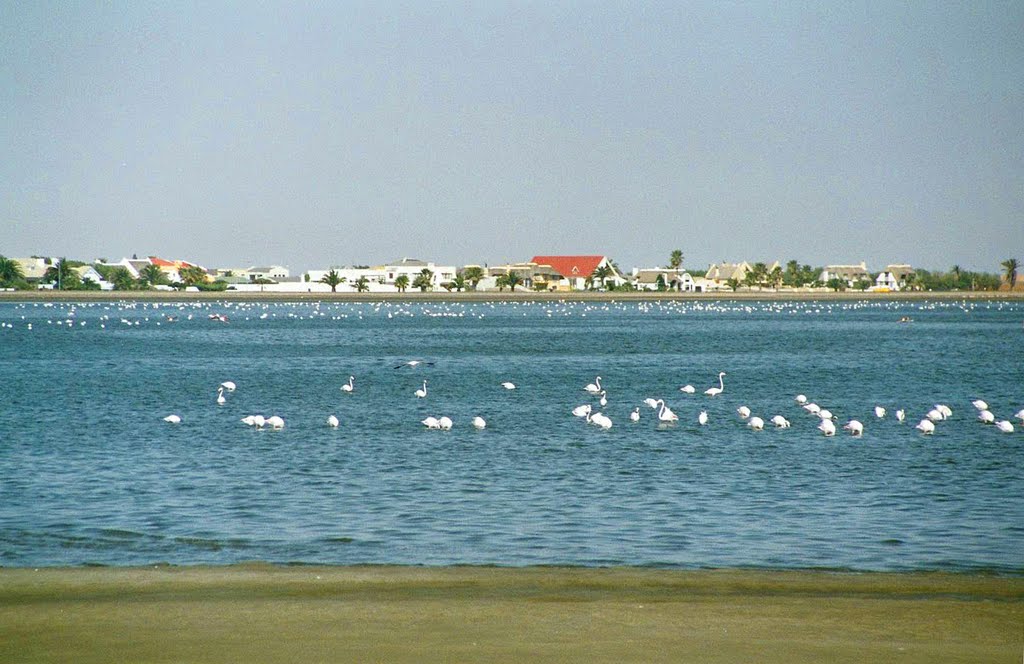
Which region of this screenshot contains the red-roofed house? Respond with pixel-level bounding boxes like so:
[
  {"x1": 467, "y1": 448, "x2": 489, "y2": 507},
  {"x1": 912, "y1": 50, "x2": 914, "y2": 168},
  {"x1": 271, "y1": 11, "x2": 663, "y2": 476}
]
[
  {"x1": 529, "y1": 255, "x2": 622, "y2": 290},
  {"x1": 149, "y1": 256, "x2": 206, "y2": 284}
]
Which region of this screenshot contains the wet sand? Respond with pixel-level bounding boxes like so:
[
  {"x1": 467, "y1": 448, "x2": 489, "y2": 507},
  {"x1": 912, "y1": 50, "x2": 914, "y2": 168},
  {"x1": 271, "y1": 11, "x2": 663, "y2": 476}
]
[{"x1": 2, "y1": 565, "x2": 1021, "y2": 663}]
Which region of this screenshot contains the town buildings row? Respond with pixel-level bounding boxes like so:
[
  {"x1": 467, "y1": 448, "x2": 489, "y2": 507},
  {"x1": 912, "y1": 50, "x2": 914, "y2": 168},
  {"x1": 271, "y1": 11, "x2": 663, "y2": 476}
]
[{"x1": 8, "y1": 255, "x2": 920, "y2": 293}]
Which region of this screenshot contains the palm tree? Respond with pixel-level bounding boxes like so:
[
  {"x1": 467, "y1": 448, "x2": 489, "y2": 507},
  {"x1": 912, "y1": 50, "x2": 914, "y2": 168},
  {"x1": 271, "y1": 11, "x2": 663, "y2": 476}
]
[
  {"x1": 354, "y1": 276, "x2": 370, "y2": 292},
  {"x1": 0, "y1": 255, "x2": 25, "y2": 285},
  {"x1": 319, "y1": 269, "x2": 345, "y2": 293},
  {"x1": 668, "y1": 250, "x2": 683, "y2": 270},
  {"x1": 109, "y1": 267, "x2": 137, "y2": 290},
  {"x1": 768, "y1": 266, "x2": 783, "y2": 290},
  {"x1": 951, "y1": 265, "x2": 962, "y2": 289},
  {"x1": 394, "y1": 274, "x2": 410, "y2": 292},
  {"x1": 178, "y1": 265, "x2": 208, "y2": 287},
  {"x1": 451, "y1": 274, "x2": 466, "y2": 292},
  {"x1": 139, "y1": 264, "x2": 167, "y2": 288},
  {"x1": 591, "y1": 264, "x2": 613, "y2": 289},
  {"x1": 412, "y1": 268, "x2": 434, "y2": 292},
  {"x1": 462, "y1": 266, "x2": 484, "y2": 289},
  {"x1": 1002, "y1": 258, "x2": 1018, "y2": 288},
  {"x1": 44, "y1": 259, "x2": 81, "y2": 290},
  {"x1": 505, "y1": 271, "x2": 522, "y2": 292}
]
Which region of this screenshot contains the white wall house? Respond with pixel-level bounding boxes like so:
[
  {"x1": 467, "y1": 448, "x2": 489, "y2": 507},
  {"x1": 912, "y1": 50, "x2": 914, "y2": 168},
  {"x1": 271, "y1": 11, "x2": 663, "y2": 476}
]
[
  {"x1": 631, "y1": 268, "x2": 697, "y2": 292},
  {"x1": 819, "y1": 262, "x2": 870, "y2": 288}
]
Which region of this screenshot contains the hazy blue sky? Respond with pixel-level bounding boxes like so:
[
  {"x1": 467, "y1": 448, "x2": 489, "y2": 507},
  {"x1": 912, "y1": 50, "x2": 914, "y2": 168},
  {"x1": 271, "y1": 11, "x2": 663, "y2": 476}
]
[{"x1": 2, "y1": 2, "x2": 1021, "y2": 272}]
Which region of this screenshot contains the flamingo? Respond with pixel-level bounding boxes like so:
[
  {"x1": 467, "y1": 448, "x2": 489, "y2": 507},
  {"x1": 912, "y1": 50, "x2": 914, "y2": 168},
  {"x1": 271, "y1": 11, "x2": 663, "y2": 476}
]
[
  {"x1": 1015, "y1": 409, "x2": 1024, "y2": 422},
  {"x1": 241, "y1": 415, "x2": 258, "y2": 426},
  {"x1": 874, "y1": 406, "x2": 886, "y2": 419},
  {"x1": 643, "y1": 398, "x2": 659, "y2": 409},
  {"x1": 585, "y1": 376, "x2": 603, "y2": 394},
  {"x1": 438, "y1": 416, "x2": 453, "y2": 430},
  {"x1": 395, "y1": 360, "x2": 434, "y2": 369},
  {"x1": 501, "y1": 381, "x2": 516, "y2": 390},
  {"x1": 252, "y1": 415, "x2": 266, "y2": 429},
  {"x1": 803, "y1": 403, "x2": 821, "y2": 415},
  {"x1": 340, "y1": 376, "x2": 354, "y2": 392},
  {"x1": 704, "y1": 372, "x2": 726, "y2": 396},
  {"x1": 327, "y1": 415, "x2": 339, "y2": 428},
  {"x1": 747, "y1": 416, "x2": 765, "y2": 430},
  {"x1": 655, "y1": 400, "x2": 678, "y2": 423},
  {"x1": 844, "y1": 420, "x2": 864, "y2": 436},
  {"x1": 216, "y1": 387, "x2": 226, "y2": 405},
  {"x1": 915, "y1": 419, "x2": 936, "y2": 434},
  {"x1": 926, "y1": 408, "x2": 945, "y2": 422},
  {"x1": 163, "y1": 414, "x2": 181, "y2": 424},
  {"x1": 629, "y1": 407, "x2": 640, "y2": 422},
  {"x1": 818, "y1": 409, "x2": 834, "y2": 421},
  {"x1": 819, "y1": 419, "x2": 836, "y2": 436},
  {"x1": 971, "y1": 399, "x2": 988, "y2": 411},
  {"x1": 572, "y1": 404, "x2": 592, "y2": 418},
  {"x1": 698, "y1": 410, "x2": 708, "y2": 426},
  {"x1": 220, "y1": 381, "x2": 236, "y2": 391},
  {"x1": 472, "y1": 416, "x2": 487, "y2": 429},
  {"x1": 415, "y1": 381, "x2": 427, "y2": 398},
  {"x1": 771, "y1": 415, "x2": 790, "y2": 428},
  {"x1": 978, "y1": 410, "x2": 995, "y2": 424},
  {"x1": 896, "y1": 409, "x2": 906, "y2": 422},
  {"x1": 679, "y1": 385, "x2": 696, "y2": 394},
  {"x1": 794, "y1": 394, "x2": 807, "y2": 405},
  {"x1": 422, "y1": 416, "x2": 440, "y2": 429},
  {"x1": 737, "y1": 406, "x2": 751, "y2": 419},
  {"x1": 591, "y1": 412, "x2": 613, "y2": 429},
  {"x1": 995, "y1": 420, "x2": 1015, "y2": 433},
  {"x1": 935, "y1": 404, "x2": 953, "y2": 419},
  {"x1": 266, "y1": 416, "x2": 285, "y2": 429},
  {"x1": 599, "y1": 391, "x2": 608, "y2": 407}
]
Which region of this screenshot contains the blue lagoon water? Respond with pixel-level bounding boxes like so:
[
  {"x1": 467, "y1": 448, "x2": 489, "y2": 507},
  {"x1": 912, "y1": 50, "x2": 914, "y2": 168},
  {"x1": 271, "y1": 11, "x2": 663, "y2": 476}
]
[{"x1": 1, "y1": 298, "x2": 1022, "y2": 572}]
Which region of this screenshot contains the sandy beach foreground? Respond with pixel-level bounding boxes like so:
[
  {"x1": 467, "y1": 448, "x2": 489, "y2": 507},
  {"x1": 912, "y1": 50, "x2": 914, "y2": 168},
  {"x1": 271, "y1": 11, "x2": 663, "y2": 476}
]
[{"x1": 1, "y1": 566, "x2": 1021, "y2": 663}]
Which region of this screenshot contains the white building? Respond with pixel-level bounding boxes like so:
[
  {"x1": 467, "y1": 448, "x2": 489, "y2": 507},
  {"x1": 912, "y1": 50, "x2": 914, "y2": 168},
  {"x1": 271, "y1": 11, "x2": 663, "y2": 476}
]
[
  {"x1": 819, "y1": 262, "x2": 871, "y2": 288},
  {"x1": 631, "y1": 268, "x2": 697, "y2": 292}
]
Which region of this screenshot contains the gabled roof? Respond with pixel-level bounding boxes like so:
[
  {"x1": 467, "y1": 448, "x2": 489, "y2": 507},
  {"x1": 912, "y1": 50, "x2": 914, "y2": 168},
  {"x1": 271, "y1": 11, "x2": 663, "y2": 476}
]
[{"x1": 530, "y1": 255, "x2": 606, "y2": 279}]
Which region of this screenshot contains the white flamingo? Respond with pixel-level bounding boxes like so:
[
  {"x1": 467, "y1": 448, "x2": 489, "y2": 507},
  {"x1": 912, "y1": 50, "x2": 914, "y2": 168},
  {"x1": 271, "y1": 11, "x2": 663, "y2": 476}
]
[
  {"x1": 1015, "y1": 409, "x2": 1024, "y2": 422},
  {"x1": 818, "y1": 409, "x2": 834, "y2": 421},
  {"x1": 916, "y1": 419, "x2": 935, "y2": 434},
  {"x1": 585, "y1": 376, "x2": 603, "y2": 394},
  {"x1": 643, "y1": 398, "x2": 659, "y2": 409},
  {"x1": 926, "y1": 408, "x2": 945, "y2": 422},
  {"x1": 327, "y1": 415, "x2": 339, "y2": 428},
  {"x1": 216, "y1": 387, "x2": 226, "y2": 405},
  {"x1": 971, "y1": 399, "x2": 988, "y2": 411},
  {"x1": 698, "y1": 410, "x2": 708, "y2": 426},
  {"x1": 737, "y1": 406, "x2": 751, "y2": 419},
  {"x1": 844, "y1": 420, "x2": 864, "y2": 436},
  {"x1": 748, "y1": 416, "x2": 764, "y2": 430},
  {"x1": 819, "y1": 419, "x2": 836, "y2": 436},
  {"x1": 874, "y1": 406, "x2": 886, "y2": 419},
  {"x1": 896, "y1": 409, "x2": 906, "y2": 422},
  {"x1": 472, "y1": 416, "x2": 487, "y2": 429},
  {"x1": 422, "y1": 416, "x2": 440, "y2": 429},
  {"x1": 704, "y1": 372, "x2": 726, "y2": 396},
  {"x1": 340, "y1": 376, "x2": 354, "y2": 393},
  {"x1": 995, "y1": 420, "x2": 1015, "y2": 433},
  {"x1": 794, "y1": 394, "x2": 807, "y2": 405},
  {"x1": 266, "y1": 415, "x2": 285, "y2": 429},
  {"x1": 935, "y1": 404, "x2": 953, "y2": 419},
  {"x1": 163, "y1": 414, "x2": 181, "y2": 424},
  {"x1": 978, "y1": 410, "x2": 995, "y2": 424},
  {"x1": 771, "y1": 415, "x2": 790, "y2": 428},
  {"x1": 630, "y1": 407, "x2": 640, "y2": 422},
  {"x1": 591, "y1": 412, "x2": 613, "y2": 429},
  {"x1": 599, "y1": 391, "x2": 608, "y2": 407},
  {"x1": 415, "y1": 381, "x2": 427, "y2": 398},
  {"x1": 679, "y1": 385, "x2": 695, "y2": 394},
  {"x1": 501, "y1": 381, "x2": 516, "y2": 390},
  {"x1": 220, "y1": 381, "x2": 236, "y2": 391},
  {"x1": 572, "y1": 404, "x2": 592, "y2": 418},
  {"x1": 655, "y1": 399, "x2": 678, "y2": 423},
  {"x1": 803, "y1": 403, "x2": 821, "y2": 415},
  {"x1": 438, "y1": 416, "x2": 453, "y2": 430}
]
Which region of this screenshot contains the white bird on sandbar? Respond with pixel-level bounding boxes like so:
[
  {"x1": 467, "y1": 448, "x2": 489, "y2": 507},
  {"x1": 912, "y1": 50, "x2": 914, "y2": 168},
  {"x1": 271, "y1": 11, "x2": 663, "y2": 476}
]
[
  {"x1": 340, "y1": 376, "x2": 354, "y2": 393},
  {"x1": 585, "y1": 376, "x2": 603, "y2": 394},
  {"x1": 415, "y1": 381, "x2": 428, "y2": 398},
  {"x1": 704, "y1": 372, "x2": 726, "y2": 397}
]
